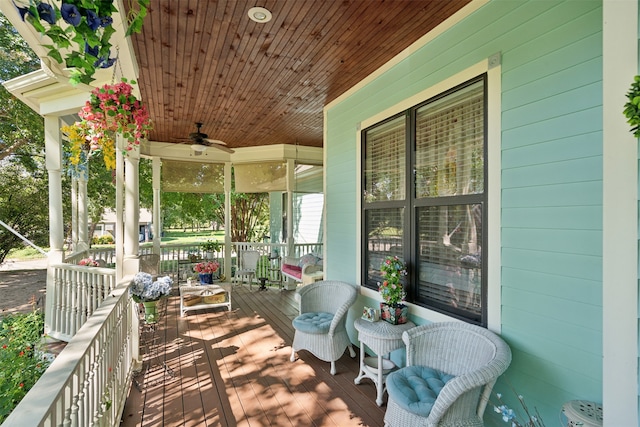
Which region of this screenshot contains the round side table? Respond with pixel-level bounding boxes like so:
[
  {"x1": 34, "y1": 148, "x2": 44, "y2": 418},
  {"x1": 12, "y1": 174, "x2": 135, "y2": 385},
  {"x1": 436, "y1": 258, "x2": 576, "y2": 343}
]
[{"x1": 353, "y1": 317, "x2": 415, "y2": 406}]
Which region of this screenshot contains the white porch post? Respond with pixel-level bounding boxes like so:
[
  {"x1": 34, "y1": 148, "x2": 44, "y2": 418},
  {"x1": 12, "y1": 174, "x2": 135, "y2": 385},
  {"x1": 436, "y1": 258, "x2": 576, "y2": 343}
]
[
  {"x1": 285, "y1": 158, "x2": 295, "y2": 257},
  {"x1": 224, "y1": 162, "x2": 232, "y2": 277},
  {"x1": 77, "y1": 171, "x2": 89, "y2": 251},
  {"x1": 44, "y1": 115, "x2": 64, "y2": 334},
  {"x1": 115, "y1": 137, "x2": 124, "y2": 282},
  {"x1": 152, "y1": 157, "x2": 161, "y2": 255},
  {"x1": 71, "y1": 177, "x2": 78, "y2": 251},
  {"x1": 123, "y1": 140, "x2": 140, "y2": 276},
  {"x1": 602, "y1": 0, "x2": 638, "y2": 425}
]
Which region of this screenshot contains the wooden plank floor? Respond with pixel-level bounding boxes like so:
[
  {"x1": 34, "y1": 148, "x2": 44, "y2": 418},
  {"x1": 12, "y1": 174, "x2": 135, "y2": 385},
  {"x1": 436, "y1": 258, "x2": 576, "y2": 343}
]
[{"x1": 120, "y1": 284, "x2": 386, "y2": 427}]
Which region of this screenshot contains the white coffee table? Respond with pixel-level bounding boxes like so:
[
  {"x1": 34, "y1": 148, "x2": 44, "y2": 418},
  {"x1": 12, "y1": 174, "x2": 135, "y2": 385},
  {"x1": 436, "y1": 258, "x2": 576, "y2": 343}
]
[{"x1": 179, "y1": 283, "x2": 231, "y2": 317}]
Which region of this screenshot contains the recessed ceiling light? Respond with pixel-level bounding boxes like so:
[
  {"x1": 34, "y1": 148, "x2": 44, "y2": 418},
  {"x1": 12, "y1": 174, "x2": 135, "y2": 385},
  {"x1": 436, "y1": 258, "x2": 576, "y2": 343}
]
[{"x1": 248, "y1": 7, "x2": 272, "y2": 23}]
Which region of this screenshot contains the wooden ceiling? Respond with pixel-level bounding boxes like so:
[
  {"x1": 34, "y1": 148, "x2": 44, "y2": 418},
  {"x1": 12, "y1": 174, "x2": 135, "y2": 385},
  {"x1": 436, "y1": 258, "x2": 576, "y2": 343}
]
[{"x1": 129, "y1": 0, "x2": 471, "y2": 149}]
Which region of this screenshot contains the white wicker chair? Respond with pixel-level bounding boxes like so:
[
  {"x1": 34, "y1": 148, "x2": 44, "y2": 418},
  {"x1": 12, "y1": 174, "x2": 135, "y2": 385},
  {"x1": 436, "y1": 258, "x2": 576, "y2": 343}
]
[
  {"x1": 290, "y1": 280, "x2": 357, "y2": 375},
  {"x1": 139, "y1": 253, "x2": 160, "y2": 276},
  {"x1": 384, "y1": 322, "x2": 512, "y2": 427}
]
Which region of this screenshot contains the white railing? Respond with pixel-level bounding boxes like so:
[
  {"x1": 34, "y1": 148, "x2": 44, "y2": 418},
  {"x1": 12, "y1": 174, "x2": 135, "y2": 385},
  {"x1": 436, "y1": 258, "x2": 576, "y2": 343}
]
[
  {"x1": 2, "y1": 279, "x2": 137, "y2": 427},
  {"x1": 47, "y1": 264, "x2": 117, "y2": 342}
]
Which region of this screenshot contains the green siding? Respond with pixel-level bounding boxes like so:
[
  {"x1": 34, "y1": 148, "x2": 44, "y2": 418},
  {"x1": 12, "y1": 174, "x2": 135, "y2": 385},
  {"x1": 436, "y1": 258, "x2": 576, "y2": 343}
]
[{"x1": 325, "y1": 0, "x2": 603, "y2": 424}]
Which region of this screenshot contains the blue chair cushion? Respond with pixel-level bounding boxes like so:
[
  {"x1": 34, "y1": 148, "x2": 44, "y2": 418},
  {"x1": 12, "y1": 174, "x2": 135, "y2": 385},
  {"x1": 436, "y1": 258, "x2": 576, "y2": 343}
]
[
  {"x1": 292, "y1": 312, "x2": 333, "y2": 334},
  {"x1": 386, "y1": 366, "x2": 456, "y2": 417}
]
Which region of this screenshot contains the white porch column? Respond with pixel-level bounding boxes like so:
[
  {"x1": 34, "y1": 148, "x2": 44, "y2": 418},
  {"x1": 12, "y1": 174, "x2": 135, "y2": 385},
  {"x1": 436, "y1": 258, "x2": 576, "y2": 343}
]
[
  {"x1": 44, "y1": 115, "x2": 64, "y2": 335},
  {"x1": 44, "y1": 116, "x2": 64, "y2": 263},
  {"x1": 224, "y1": 162, "x2": 232, "y2": 278},
  {"x1": 152, "y1": 157, "x2": 161, "y2": 255},
  {"x1": 602, "y1": 1, "x2": 638, "y2": 426},
  {"x1": 285, "y1": 158, "x2": 295, "y2": 257},
  {"x1": 71, "y1": 177, "x2": 78, "y2": 251},
  {"x1": 115, "y1": 137, "x2": 124, "y2": 282},
  {"x1": 123, "y1": 140, "x2": 140, "y2": 277},
  {"x1": 77, "y1": 171, "x2": 89, "y2": 252}
]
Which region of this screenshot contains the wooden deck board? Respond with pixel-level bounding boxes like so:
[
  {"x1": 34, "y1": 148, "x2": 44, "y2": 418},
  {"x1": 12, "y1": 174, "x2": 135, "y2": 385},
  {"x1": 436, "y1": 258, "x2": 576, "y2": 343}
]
[{"x1": 121, "y1": 284, "x2": 386, "y2": 426}]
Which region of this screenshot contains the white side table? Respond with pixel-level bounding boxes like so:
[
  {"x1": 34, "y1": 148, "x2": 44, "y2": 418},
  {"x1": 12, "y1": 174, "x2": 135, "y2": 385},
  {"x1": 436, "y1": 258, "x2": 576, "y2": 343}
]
[
  {"x1": 353, "y1": 317, "x2": 415, "y2": 406},
  {"x1": 179, "y1": 283, "x2": 231, "y2": 317}
]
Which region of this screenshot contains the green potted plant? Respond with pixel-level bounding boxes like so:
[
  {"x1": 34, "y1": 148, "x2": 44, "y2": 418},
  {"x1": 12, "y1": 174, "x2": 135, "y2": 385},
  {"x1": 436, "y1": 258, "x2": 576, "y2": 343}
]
[
  {"x1": 623, "y1": 75, "x2": 640, "y2": 137},
  {"x1": 201, "y1": 240, "x2": 222, "y2": 259}
]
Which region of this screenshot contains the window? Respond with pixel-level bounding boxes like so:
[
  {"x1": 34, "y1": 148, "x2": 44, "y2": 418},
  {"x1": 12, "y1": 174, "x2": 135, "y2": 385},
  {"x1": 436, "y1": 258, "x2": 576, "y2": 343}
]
[{"x1": 362, "y1": 75, "x2": 487, "y2": 324}]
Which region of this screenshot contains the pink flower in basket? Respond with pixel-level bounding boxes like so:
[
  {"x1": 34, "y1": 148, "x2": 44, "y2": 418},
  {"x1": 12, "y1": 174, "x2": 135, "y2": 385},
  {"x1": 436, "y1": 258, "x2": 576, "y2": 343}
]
[{"x1": 194, "y1": 261, "x2": 220, "y2": 274}]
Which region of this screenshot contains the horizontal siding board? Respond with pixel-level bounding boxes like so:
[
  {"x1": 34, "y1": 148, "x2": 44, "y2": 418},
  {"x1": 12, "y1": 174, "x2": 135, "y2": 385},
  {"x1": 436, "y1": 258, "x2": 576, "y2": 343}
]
[
  {"x1": 502, "y1": 108, "x2": 602, "y2": 150},
  {"x1": 502, "y1": 156, "x2": 602, "y2": 188},
  {"x1": 501, "y1": 247, "x2": 601, "y2": 281},
  {"x1": 506, "y1": 346, "x2": 603, "y2": 397},
  {"x1": 502, "y1": 57, "x2": 602, "y2": 111},
  {"x1": 502, "y1": 228, "x2": 602, "y2": 256},
  {"x1": 502, "y1": 181, "x2": 602, "y2": 208},
  {"x1": 502, "y1": 206, "x2": 602, "y2": 230},
  {"x1": 501, "y1": 307, "x2": 602, "y2": 358},
  {"x1": 502, "y1": 267, "x2": 601, "y2": 305},
  {"x1": 504, "y1": 329, "x2": 602, "y2": 383},
  {"x1": 503, "y1": 82, "x2": 601, "y2": 130},
  {"x1": 501, "y1": 286, "x2": 602, "y2": 331},
  {"x1": 502, "y1": 133, "x2": 602, "y2": 169},
  {"x1": 501, "y1": 4, "x2": 600, "y2": 73}
]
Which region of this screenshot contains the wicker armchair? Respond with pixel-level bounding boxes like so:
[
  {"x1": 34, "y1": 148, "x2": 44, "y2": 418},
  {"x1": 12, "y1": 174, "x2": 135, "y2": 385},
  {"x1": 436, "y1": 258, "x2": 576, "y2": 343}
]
[
  {"x1": 139, "y1": 254, "x2": 160, "y2": 276},
  {"x1": 384, "y1": 322, "x2": 512, "y2": 427},
  {"x1": 290, "y1": 280, "x2": 357, "y2": 375}
]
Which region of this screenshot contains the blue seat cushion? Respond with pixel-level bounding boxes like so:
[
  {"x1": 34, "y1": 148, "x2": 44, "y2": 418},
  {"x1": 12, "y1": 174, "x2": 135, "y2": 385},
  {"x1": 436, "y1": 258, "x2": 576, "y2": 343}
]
[
  {"x1": 386, "y1": 366, "x2": 456, "y2": 417},
  {"x1": 292, "y1": 312, "x2": 333, "y2": 334}
]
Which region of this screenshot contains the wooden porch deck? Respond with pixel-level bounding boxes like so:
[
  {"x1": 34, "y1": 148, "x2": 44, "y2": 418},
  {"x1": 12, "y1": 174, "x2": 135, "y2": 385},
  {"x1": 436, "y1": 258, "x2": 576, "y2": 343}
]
[{"x1": 120, "y1": 284, "x2": 386, "y2": 427}]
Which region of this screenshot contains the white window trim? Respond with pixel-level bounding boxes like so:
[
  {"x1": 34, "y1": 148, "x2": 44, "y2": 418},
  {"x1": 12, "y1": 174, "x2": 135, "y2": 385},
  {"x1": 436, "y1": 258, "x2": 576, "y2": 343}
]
[{"x1": 356, "y1": 59, "x2": 502, "y2": 333}]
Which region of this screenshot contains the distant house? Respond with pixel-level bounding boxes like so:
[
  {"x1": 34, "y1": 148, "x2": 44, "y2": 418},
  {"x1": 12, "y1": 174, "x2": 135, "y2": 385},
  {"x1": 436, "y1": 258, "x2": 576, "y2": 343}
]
[{"x1": 91, "y1": 209, "x2": 153, "y2": 242}]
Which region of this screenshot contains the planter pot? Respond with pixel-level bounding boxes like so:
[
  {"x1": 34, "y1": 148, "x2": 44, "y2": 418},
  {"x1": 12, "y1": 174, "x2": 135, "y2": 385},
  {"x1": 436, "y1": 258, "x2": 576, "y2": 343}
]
[
  {"x1": 199, "y1": 273, "x2": 214, "y2": 284},
  {"x1": 142, "y1": 300, "x2": 159, "y2": 323},
  {"x1": 380, "y1": 302, "x2": 408, "y2": 325}
]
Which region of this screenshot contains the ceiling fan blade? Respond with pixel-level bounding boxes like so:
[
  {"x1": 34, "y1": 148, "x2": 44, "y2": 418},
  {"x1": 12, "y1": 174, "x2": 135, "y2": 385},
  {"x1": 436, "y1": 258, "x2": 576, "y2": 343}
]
[
  {"x1": 203, "y1": 138, "x2": 227, "y2": 146},
  {"x1": 207, "y1": 144, "x2": 235, "y2": 154}
]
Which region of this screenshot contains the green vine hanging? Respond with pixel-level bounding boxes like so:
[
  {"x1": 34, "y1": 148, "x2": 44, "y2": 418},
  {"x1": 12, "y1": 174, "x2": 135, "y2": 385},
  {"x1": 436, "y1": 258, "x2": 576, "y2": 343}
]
[
  {"x1": 13, "y1": 0, "x2": 149, "y2": 85},
  {"x1": 623, "y1": 75, "x2": 640, "y2": 138}
]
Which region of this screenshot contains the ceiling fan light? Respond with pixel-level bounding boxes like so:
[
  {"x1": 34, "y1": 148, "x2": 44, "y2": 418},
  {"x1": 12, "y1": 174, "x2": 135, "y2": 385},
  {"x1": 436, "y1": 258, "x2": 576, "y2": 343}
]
[
  {"x1": 248, "y1": 7, "x2": 272, "y2": 23},
  {"x1": 191, "y1": 144, "x2": 207, "y2": 153}
]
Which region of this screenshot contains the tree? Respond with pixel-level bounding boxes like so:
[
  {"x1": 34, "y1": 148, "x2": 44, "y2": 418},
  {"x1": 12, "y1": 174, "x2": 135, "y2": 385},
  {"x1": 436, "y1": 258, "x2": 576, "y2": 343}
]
[
  {"x1": 0, "y1": 164, "x2": 49, "y2": 262},
  {"x1": 161, "y1": 190, "x2": 269, "y2": 242}
]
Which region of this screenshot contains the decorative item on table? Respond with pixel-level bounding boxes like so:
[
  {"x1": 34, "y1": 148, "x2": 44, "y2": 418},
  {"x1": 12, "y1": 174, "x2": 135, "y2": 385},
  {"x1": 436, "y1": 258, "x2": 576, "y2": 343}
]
[
  {"x1": 201, "y1": 289, "x2": 226, "y2": 304},
  {"x1": 194, "y1": 260, "x2": 220, "y2": 284},
  {"x1": 378, "y1": 255, "x2": 408, "y2": 324},
  {"x1": 361, "y1": 306, "x2": 380, "y2": 322},
  {"x1": 78, "y1": 257, "x2": 99, "y2": 267},
  {"x1": 129, "y1": 272, "x2": 173, "y2": 323}
]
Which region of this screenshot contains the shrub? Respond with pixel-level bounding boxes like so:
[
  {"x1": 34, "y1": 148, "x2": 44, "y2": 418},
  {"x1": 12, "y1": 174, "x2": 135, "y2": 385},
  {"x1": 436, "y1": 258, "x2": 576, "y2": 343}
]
[
  {"x1": 0, "y1": 310, "x2": 50, "y2": 423},
  {"x1": 92, "y1": 235, "x2": 114, "y2": 245}
]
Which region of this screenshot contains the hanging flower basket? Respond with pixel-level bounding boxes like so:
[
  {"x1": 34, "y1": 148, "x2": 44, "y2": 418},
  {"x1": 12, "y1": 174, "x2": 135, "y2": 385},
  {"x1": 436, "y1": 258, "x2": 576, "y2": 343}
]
[
  {"x1": 62, "y1": 78, "x2": 152, "y2": 170},
  {"x1": 14, "y1": 0, "x2": 149, "y2": 85}
]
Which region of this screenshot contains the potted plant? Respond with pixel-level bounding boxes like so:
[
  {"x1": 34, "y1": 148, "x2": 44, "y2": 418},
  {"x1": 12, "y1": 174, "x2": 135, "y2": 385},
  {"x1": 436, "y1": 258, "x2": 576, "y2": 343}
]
[
  {"x1": 378, "y1": 255, "x2": 408, "y2": 324},
  {"x1": 193, "y1": 261, "x2": 220, "y2": 284},
  {"x1": 201, "y1": 240, "x2": 222, "y2": 259},
  {"x1": 129, "y1": 272, "x2": 173, "y2": 323}
]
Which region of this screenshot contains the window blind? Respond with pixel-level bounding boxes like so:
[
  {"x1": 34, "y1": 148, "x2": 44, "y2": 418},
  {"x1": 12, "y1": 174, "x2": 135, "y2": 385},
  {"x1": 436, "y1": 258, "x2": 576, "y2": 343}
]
[
  {"x1": 364, "y1": 116, "x2": 406, "y2": 202},
  {"x1": 415, "y1": 81, "x2": 484, "y2": 198},
  {"x1": 161, "y1": 160, "x2": 224, "y2": 193}
]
